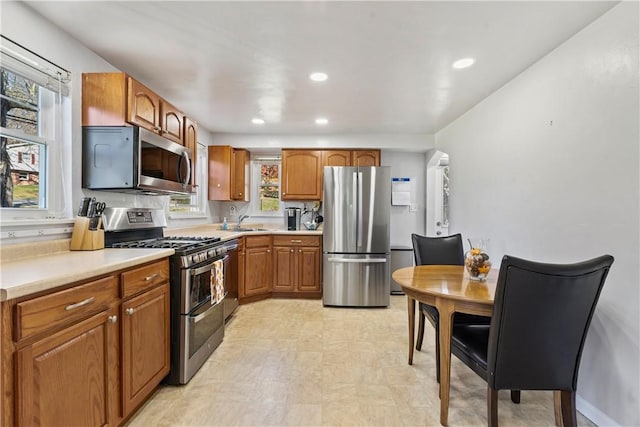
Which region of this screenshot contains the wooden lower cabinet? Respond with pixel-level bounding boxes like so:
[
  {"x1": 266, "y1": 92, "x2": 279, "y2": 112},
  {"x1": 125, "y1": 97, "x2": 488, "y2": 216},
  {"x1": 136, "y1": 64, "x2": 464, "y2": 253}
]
[
  {"x1": 15, "y1": 307, "x2": 118, "y2": 427},
  {"x1": 121, "y1": 283, "x2": 170, "y2": 416},
  {"x1": 2, "y1": 258, "x2": 171, "y2": 427},
  {"x1": 242, "y1": 236, "x2": 272, "y2": 299},
  {"x1": 272, "y1": 235, "x2": 322, "y2": 297}
]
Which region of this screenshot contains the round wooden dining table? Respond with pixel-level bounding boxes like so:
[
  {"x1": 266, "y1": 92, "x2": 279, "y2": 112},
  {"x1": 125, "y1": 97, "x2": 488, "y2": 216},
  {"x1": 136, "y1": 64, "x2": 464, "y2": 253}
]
[{"x1": 392, "y1": 265, "x2": 498, "y2": 426}]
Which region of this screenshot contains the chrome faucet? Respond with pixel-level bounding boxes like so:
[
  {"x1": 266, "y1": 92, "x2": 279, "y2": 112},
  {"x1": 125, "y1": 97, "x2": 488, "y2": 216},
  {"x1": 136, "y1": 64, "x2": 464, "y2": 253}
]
[{"x1": 236, "y1": 214, "x2": 250, "y2": 229}]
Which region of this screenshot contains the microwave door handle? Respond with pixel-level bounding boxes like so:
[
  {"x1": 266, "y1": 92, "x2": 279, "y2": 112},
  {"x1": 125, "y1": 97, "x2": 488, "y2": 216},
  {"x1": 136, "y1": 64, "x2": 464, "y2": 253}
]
[{"x1": 177, "y1": 151, "x2": 192, "y2": 186}]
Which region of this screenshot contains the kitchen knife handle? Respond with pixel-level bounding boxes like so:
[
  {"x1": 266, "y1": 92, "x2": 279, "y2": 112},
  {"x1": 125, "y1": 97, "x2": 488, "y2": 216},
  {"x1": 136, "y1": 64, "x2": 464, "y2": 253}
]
[{"x1": 77, "y1": 197, "x2": 91, "y2": 216}]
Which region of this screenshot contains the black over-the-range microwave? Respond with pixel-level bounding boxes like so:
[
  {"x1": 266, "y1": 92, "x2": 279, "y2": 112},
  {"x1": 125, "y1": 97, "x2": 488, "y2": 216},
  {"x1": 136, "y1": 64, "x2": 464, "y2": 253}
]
[{"x1": 82, "y1": 126, "x2": 193, "y2": 195}]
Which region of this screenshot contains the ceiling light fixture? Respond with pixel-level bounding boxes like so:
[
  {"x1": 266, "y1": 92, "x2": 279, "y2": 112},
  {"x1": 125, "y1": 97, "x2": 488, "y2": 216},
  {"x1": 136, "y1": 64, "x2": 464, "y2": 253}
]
[
  {"x1": 452, "y1": 58, "x2": 475, "y2": 69},
  {"x1": 309, "y1": 72, "x2": 328, "y2": 82},
  {"x1": 251, "y1": 118, "x2": 265, "y2": 125},
  {"x1": 315, "y1": 117, "x2": 329, "y2": 125}
]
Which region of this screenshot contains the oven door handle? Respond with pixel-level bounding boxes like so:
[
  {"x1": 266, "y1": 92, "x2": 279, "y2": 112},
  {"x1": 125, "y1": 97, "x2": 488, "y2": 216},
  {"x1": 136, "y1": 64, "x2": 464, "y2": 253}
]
[
  {"x1": 190, "y1": 299, "x2": 223, "y2": 324},
  {"x1": 189, "y1": 262, "x2": 217, "y2": 277}
]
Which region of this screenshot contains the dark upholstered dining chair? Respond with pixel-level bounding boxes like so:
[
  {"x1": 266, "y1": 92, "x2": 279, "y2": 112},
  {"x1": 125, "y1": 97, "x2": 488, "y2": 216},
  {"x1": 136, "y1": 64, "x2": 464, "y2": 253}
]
[
  {"x1": 450, "y1": 254, "x2": 614, "y2": 427},
  {"x1": 411, "y1": 233, "x2": 491, "y2": 381}
]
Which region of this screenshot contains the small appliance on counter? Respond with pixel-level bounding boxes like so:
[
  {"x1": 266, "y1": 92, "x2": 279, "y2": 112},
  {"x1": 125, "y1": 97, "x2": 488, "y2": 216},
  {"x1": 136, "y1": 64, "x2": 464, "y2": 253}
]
[{"x1": 284, "y1": 207, "x2": 301, "y2": 230}]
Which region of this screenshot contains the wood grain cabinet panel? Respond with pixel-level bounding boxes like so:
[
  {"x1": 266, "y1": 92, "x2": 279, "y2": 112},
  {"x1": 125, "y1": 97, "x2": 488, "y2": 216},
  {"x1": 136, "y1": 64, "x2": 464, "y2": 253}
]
[
  {"x1": 272, "y1": 235, "x2": 322, "y2": 296},
  {"x1": 121, "y1": 283, "x2": 170, "y2": 416},
  {"x1": 121, "y1": 259, "x2": 169, "y2": 298},
  {"x1": 208, "y1": 145, "x2": 249, "y2": 201},
  {"x1": 281, "y1": 150, "x2": 323, "y2": 200},
  {"x1": 15, "y1": 307, "x2": 117, "y2": 427},
  {"x1": 127, "y1": 77, "x2": 161, "y2": 132},
  {"x1": 352, "y1": 150, "x2": 380, "y2": 166},
  {"x1": 323, "y1": 150, "x2": 352, "y2": 166},
  {"x1": 160, "y1": 100, "x2": 184, "y2": 145},
  {"x1": 15, "y1": 275, "x2": 118, "y2": 341}
]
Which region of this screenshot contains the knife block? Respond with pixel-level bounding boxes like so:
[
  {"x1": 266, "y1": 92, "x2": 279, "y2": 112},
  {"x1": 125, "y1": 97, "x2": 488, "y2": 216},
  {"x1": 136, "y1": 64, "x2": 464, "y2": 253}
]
[{"x1": 70, "y1": 217, "x2": 104, "y2": 251}]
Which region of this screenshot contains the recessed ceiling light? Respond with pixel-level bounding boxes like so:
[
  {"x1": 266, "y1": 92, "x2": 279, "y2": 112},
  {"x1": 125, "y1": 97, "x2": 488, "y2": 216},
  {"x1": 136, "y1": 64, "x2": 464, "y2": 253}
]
[
  {"x1": 452, "y1": 58, "x2": 475, "y2": 69},
  {"x1": 251, "y1": 118, "x2": 265, "y2": 125},
  {"x1": 309, "y1": 72, "x2": 328, "y2": 82},
  {"x1": 315, "y1": 117, "x2": 329, "y2": 125}
]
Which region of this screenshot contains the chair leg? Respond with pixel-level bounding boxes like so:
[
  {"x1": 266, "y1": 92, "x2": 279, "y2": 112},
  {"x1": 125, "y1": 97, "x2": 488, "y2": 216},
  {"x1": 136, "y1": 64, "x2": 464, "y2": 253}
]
[
  {"x1": 554, "y1": 391, "x2": 563, "y2": 427},
  {"x1": 435, "y1": 327, "x2": 440, "y2": 384},
  {"x1": 487, "y1": 386, "x2": 499, "y2": 427},
  {"x1": 560, "y1": 390, "x2": 577, "y2": 427},
  {"x1": 510, "y1": 390, "x2": 520, "y2": 404},
  {"x1": 416, "y1": 312, "x2": 426, "y2": 351}
]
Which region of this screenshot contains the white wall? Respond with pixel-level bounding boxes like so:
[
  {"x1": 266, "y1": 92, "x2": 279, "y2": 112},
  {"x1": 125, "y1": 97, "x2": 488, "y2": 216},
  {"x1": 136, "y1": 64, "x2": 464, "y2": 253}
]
[{"x1": 436, "y1": 3, "x2": 639, "y2": 425}]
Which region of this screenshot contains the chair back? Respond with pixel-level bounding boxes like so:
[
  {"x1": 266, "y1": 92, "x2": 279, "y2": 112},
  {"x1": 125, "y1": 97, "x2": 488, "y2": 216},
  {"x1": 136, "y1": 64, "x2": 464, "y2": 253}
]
[
  {"x1": 411, "y1": 233, "x2": 464, "y2": 266},
  {"x1": 487, "y1": 254, "x2": 614, "y2": 392}
]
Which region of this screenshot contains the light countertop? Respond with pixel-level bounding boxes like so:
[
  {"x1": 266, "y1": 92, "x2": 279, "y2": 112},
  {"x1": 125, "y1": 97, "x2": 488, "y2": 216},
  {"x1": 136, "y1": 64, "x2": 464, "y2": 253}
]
[
  {"x1": 1, "y1": 226, "x2": 323, "y2": 302},
  {"x1": 0, "y1": 248, "x2": 174, "y2": 301}
]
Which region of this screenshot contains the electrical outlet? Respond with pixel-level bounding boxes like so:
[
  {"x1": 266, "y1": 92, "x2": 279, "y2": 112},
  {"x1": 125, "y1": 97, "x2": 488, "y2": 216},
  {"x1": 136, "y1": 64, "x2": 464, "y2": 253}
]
[{"x1": 229, "y1": 205, "x2": 237, "y2": 217}]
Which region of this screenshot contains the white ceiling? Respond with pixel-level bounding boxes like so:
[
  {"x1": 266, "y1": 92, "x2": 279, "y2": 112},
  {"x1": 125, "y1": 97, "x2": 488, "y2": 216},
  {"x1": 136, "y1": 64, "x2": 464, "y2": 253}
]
[{"x1": 26, "y1": 1, "x2": 617, "y2": 135}]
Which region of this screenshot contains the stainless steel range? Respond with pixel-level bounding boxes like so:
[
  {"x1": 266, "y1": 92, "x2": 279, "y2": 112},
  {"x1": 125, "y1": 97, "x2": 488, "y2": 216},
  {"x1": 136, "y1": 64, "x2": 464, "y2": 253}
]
[{"x1": 103, "y1": 207, "x2": 238, "y2": 385}]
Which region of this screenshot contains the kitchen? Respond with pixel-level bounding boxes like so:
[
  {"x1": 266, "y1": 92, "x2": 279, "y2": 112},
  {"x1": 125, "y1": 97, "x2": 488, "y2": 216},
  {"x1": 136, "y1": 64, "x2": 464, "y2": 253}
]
[{"x1": 0, "y1": 1, "x2": 638, "y2": 426}]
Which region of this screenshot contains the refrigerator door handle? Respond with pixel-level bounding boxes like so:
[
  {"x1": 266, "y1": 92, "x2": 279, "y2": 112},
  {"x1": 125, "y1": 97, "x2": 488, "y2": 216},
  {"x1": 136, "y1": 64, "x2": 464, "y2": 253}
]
[
  {"x1": 327, "y1": 257, "x2": 388, "y2": 263},
  {"x1": 352, "y1": 171, "x2": 359, "y2": 248},
  {"x1": 357, "y1": 171, "x2": 363, "y2": 249}
]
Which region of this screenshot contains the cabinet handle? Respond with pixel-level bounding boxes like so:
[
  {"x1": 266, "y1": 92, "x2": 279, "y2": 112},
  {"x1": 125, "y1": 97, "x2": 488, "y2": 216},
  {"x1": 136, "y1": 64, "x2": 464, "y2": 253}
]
[
  {"x1": 144, "y1": 273, "x2": 159, "y2": 281},
  {"x1": 153, "y1": 126, "x2": 161, "y2": 132},
  {"x1": 299, "y1": 249, "x2": 302, "y2": 253},
  {"x1": 65, "y1": 297, "x2": 95, "y2": 311},
  {"x1": 291, "y1": 240, "x2": 302, "y2": 243},
  {"x1": 290, "y1": 249, "x2": 294, "y2": 253},
  {"x1": 267, "y1": 249, "x2": 270, "y2": 253},
  {"x1": 108, "y1": 315, "x2": 117, "y2": 323},
  {"x1": 125, "y1": 308, "x2": 135, "y2": 316}
]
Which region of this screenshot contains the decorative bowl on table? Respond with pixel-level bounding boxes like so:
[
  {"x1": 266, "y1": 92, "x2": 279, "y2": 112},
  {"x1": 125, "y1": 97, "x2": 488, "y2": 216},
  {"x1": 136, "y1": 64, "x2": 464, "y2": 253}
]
[{"x1": 464, "y1": 238, "x2": 492, "y2": 281}]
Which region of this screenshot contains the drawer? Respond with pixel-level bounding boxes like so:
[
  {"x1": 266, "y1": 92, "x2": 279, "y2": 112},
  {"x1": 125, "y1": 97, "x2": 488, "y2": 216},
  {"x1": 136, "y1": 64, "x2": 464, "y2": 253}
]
[
  {"x1": 15, "y1": 275, "x2": 118, "y2": 341},
  {"x1": 273, "y1": 235, "x2": 321, "y2": 247},
  {"x1": 121, "y1": 259, "x2": 169, "y2": 298},
  {"x1": 245, "y1": 235, "x2": 272, "y2": 248}
]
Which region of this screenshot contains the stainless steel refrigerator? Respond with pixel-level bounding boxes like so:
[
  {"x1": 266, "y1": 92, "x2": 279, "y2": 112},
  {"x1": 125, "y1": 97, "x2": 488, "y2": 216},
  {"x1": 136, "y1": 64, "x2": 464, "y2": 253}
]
[{"x1": 323, "y1": 166, "x2": 391, "y2": 307}]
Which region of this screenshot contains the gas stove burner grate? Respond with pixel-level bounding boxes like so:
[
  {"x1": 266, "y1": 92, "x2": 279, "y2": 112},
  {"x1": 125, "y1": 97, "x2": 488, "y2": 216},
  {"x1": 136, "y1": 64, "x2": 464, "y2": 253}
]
[{"x1": 109, "y1": 236, "x2": 222, "y2": 251}]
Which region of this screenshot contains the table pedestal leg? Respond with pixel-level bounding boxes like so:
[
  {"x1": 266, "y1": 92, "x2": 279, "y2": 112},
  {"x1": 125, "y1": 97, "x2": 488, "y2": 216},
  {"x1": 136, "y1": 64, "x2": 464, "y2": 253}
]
[
  {"x1": 437, "y1": 298, "x2": 455, "y2": 426},
  {"x1": 407, "y1": 297, "x2": 415, "y2": 365}
]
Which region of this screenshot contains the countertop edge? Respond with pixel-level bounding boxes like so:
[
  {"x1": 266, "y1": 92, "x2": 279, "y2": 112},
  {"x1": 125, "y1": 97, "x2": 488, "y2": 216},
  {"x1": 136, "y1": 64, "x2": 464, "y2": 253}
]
[{"x1": 1, "y1": 249, "x2": 174, "y2": 302}]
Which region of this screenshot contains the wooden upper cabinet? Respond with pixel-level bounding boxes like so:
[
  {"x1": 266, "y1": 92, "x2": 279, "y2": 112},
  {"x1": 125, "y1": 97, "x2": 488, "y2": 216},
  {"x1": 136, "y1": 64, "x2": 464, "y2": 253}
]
[
  {"x1": 281, "y1": 150, "x2": 323, "y2": 200},
  {"x1": 184, "y1": 117, "x2": 198, "y2": 186},
  {"x1": 127, "y1": 77, "x2": 161, "y2": 132},
  {"x1": 352, "y1": 150, "x2": 380, "y2": 166},
  {"x1": 208, "y1": 145, "x2": 249, "y2": 201},
  {"x1": 231, "y1": 148, "x2": 249, "y2": 200},
  {"x1": 160, "y1": 99, "x2": 184, "y2": 145},
  {"x1": 324, "y1": 150, "x2": 352, "y2": 167},
  {"x1": 83, "y1": 72, "x2": 192, "y2": 146}
]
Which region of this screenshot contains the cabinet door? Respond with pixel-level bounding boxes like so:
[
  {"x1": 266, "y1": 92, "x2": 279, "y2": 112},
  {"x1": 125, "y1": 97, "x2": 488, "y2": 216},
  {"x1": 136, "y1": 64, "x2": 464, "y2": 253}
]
[
  {"x1": 238, "y1": 238, "x2": 246, "y2": 297},
  {"x1": 281, "y1": 150, "x2": 323, "y2": 200},
  {"x1": 15, "y1": 308, "x2": 117, "y2": 427},
  {"x1": 127, "y1": 77, "x2": 160, "y2": 132},
  {"x1": 121, "y1": 284, "x2": 170, "y2": 416},
  {"x1": 208, "y1": 145, "x2": 232, "y2": 200},
  {"x1": 231, "y1": 148, "x2": 248, "y2": 201},
  {"x1": 272, "y1": 246, "x2": 296, "y2": 291},
  {"x1": 244, "y1": 247, "x2": 272, "y2": 296},
  {"x1": 352, "y1": 150, "x2": 380, "y2": 167},
  {"x1": 160, "y1": 100, "x2": 184, "y2": 145},
  {"x1": 297, "y1": 246, "x2": 322, "y2": 292},
  {"x1": 324, "y1": 150, "x2": 351, "y2": 166}
]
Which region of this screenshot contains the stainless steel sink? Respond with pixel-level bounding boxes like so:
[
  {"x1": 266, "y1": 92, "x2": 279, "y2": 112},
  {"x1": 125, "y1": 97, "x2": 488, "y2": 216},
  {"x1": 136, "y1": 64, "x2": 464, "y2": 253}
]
[{"x1": 233, "y1": 227, "x2": 269, "y2": 232}]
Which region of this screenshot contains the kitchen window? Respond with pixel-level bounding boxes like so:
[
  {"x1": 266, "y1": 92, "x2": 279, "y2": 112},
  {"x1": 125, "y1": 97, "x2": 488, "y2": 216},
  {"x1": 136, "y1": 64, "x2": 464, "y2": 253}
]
[
  {"x1": 248, "y1": 156, "x2": 282, "y2": 216},
  {"x1": 0, "y1": 36, "x2": 71, "y2": 218},
  {"x1": 169, "y1": 142, "x2": 207, "y2": 217}
]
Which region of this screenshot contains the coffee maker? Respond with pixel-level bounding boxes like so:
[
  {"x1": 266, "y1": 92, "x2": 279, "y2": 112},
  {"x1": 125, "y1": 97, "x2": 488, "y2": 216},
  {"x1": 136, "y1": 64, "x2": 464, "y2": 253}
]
[{"x1": 284, "y1": 207, "x2": 301, "y2": 230}]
